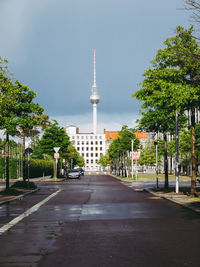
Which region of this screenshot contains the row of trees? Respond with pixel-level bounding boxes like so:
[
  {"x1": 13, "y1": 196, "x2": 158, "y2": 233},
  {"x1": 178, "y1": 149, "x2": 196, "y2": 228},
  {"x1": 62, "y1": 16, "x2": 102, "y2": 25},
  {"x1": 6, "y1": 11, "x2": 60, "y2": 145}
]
[
  {"x1": 0, "y1": 58, "x2": 84, "y2": 190},
  {"x1": 133, "y1": 25, "x2": 200, "y2": 195},
  {"x1": 103, "y1": 126, "x2": 140, "y2": 176}
]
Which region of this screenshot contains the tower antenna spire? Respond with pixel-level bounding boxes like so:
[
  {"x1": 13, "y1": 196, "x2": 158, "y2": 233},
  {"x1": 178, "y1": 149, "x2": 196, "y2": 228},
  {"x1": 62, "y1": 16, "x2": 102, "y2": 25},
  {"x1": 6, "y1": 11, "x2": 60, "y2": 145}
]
[{"x1": 94, "y1": 49, "x2": 96, "y2": 87}]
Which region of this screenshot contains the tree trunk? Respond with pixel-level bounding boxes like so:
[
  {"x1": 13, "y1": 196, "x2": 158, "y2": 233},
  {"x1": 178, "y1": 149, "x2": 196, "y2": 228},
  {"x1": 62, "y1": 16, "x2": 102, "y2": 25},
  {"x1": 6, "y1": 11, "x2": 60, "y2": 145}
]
[
  {"x1": 170, "y1": 156, "x2": 173, "y2": 175},
  {"x1": 5, "y1": 133, "x2": 9, "y2": 190},
  {"x1": 191, "y1": 107, "x2": 197, "y2": 195},
  {"x1": 22, "y1": 133, "x2": 26, "y2": 181},
  {"x1": 163, "y1": 131, "x2": 169, "y2": 189}
]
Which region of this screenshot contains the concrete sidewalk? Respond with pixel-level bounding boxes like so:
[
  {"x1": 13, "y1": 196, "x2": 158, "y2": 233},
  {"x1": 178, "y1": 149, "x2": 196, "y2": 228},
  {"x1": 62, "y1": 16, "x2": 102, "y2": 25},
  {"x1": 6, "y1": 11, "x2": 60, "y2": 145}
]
[
  {"x1": 146, "y1": 187, "x2": 200, "y2": 213},
  {"x1": 0, "y1": 188, "x2": 39, "y2": 205},
  {"x1": 112, "y1": 174, "x2": 200, "y2": 214}
]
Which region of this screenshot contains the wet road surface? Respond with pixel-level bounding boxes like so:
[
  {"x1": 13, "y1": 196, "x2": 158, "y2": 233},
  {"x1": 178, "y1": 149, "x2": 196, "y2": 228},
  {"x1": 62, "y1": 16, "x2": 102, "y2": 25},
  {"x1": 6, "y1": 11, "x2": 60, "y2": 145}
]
[{"x1": 0, "y1": 175, "x2": 200, "y2": 267}]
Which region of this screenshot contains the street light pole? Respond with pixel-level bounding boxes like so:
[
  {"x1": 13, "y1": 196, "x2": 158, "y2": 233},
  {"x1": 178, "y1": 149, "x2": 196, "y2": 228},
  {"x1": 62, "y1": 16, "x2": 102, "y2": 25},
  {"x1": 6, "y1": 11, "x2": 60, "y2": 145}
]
[
  {"x1": 175, "y1": 110, "x2": 179, "y2": 193},
  {"x1": 154, "y1": 132, "x2": 159, "y2": 189},
  {"x1": 131, "y1": 139, "x2": 134, "y2": 179}
]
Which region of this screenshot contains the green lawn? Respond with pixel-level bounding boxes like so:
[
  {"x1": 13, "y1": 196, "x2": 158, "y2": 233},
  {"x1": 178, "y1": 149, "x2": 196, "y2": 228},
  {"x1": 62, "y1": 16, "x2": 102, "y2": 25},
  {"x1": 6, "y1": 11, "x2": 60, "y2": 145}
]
[{"x1": 115, "y1": 173, "x2": 192, "y2": 182}]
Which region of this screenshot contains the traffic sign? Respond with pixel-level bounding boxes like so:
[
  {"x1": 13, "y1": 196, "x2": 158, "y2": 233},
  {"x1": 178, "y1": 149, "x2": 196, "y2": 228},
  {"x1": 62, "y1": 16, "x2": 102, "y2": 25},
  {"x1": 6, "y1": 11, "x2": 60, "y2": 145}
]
[
  {"x1": 54, "y1": 152, "x2": 59, "y2": 159},
  {"x1": 25, "y1": 148, "x2": 33, "y2": 155},
  {"x1": 133, "y1": 153, "x2": 140, "y2": 160},
  {"x1": 54, "y1": 147, "x2": 60, "y2": 153}
]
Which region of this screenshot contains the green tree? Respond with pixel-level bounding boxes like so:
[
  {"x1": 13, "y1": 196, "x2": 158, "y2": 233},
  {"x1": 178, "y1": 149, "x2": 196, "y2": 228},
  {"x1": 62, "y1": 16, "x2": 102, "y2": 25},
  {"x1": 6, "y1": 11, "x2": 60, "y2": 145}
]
[
  {"x1": 14, "y1": 81, "x2": 44, "y2": 180},
  {"x1": 39, "y1": 120, "x2": 70, "y2": 158},
  {"x1": 98, "y1": 153, "x2": 110, "y2": 170},
  {"x1": 64, "y1": 144, "x2": 85, "y2": 168},
  {"x1": 138, "y1": 143, "x2": 157, "y2": 166},
  {"x1": 134, "y1": 26, "x2": 200, "y2": 194},
  {"x1": 108, "y1": 125, "x2": 140, "y2": 176}
]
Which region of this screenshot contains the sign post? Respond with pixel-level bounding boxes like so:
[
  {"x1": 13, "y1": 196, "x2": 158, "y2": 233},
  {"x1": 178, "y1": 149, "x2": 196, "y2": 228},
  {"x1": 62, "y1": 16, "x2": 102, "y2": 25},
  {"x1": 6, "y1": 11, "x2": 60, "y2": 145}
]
[
  {"x1": 25, "y1": 148, "x2": 33, "y2": 186},
  {"x1": 133, "y1": 152, "x2": 140, "y2": 181},
  {"x1": 53, "y1": 147, "x2": 60, "y2": 180}
]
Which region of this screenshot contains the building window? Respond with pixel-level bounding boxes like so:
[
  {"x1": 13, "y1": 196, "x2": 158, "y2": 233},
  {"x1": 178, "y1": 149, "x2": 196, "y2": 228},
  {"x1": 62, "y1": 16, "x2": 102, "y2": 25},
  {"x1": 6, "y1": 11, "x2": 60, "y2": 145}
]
[
  {"x1": 82, "y1": 136, "x2": 84, "y2": 139},
  {"x1": 72, "y1": 141, "x2": 75, "y2": 145},
  {"x1": 86, "y1": 147, "x2": 89, "y2": 151},
  {"x1": 99, "y1": 136, "x2": 102, "y2": 139},
  {"x1": 77, "y1": 141, "x2": 80, "y2": 145},
  {"x1": 96, "y1": 159, "x2": 98, "y2": 163},
  {"x1": 86, "y1": 141, "x2": 89, "y2": 145},
  {"x1": 86, "y1": 153, "x2": 89, "y2": 157},
  {"x1": 77, "y1": 147, "x2": 80, "y2": 151},
  {"x1": 95, "y1": 136, "x2": 97, "y2": 139},
  {"x1": 91, "y1": 141, "x2": 93, "y2": 145},
  {"x1": 91, "y1": 147, "x2": 93, "y2": 151},
  {"x1": 91, "y1": 159, "x2": 93, "y2": 164},
  {"x1": 90, "y1": 136, "x2": 93, "y2": 139},
  {"x1": 72, "y1": 136, "x2": 75, "y2": 139},
  {"x1": 95, "y1": 141, "x2": 98, "y2": 145},
  {"x1": 95, "y1": 147, "x2": 98, "y2": 151},
  {"x1": 86, "y1": 160, "x2": 89, "y2": 164},
  {"x1": 82, "y1": 141, "x2": 84, "y2": 145},
  {"x1": 100, "y1": 147, "x2": 102, "y2": 151},
  {"x1": 100, "y1": 141, "x2": 102, "y2": 145},
  {"x1": 86, "y1": 136, "x2": 88, "y2": 139},
  {"x1": 95, "y1": 153, "x2": 98, "y2": 157},
  {"x1": 91, "y1": 153, "x2": 93, "y2": 157},
  {"x1": 82, "y1": 147, "x2": 84, "y2": 151},
  {"x1": 82, "y1": 153, "x2": 84, "y2": 157}
]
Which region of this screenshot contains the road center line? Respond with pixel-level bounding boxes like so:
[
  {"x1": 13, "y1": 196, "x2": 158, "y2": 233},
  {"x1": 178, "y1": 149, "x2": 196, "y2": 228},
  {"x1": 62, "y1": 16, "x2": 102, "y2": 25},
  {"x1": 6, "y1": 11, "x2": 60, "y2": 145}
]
[{"x1": 0, "y1": 188, "x2": 62, "y2": 235}]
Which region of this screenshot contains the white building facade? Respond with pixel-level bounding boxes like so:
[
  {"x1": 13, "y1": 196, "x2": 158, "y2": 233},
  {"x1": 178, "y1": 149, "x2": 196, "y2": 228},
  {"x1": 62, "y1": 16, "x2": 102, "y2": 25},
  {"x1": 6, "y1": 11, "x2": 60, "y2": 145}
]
[{"x1": 66, "y1": 125, "x2": 106, "y2": 171}]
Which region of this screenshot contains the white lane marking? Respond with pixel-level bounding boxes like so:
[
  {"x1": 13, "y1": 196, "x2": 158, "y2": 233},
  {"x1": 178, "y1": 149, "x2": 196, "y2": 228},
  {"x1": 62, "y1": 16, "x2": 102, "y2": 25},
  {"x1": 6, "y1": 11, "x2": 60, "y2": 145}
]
[{"x1": 0, "y1": 188, "x2": 62, "y2": 235}]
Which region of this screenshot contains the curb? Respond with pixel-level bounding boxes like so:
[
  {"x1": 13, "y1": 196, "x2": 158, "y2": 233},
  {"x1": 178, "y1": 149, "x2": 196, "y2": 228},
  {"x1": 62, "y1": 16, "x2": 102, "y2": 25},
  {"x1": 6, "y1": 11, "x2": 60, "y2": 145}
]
[
  {"x1": 0, "y1": 188, "x2": 39, "y2": 206},
  {"x1": 145, "y1": 188, "x2": 200, "y2": 214}
]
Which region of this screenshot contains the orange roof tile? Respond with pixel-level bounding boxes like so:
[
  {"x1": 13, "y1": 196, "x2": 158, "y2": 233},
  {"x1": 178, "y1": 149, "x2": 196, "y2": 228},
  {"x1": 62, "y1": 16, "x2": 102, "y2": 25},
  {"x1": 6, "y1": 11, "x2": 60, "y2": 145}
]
[
  {"x1": 105, "y1": 131, "x2": 119, "y2": 141},
  {"x1": 105, "y1": 131, "x2": 147, "y2": 141}
]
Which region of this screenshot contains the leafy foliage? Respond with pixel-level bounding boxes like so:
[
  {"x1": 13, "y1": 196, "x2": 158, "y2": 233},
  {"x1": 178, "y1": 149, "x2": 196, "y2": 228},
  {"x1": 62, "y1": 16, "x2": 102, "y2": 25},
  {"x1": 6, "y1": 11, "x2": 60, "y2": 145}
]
[{"x1": 39, "y1": 120, "x2": 70, "y2": 158}]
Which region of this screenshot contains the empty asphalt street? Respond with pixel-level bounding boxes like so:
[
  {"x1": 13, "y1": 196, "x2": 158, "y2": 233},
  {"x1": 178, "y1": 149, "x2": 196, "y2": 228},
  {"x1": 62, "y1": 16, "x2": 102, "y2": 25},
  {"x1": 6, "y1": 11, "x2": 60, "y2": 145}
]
[{"x1": 0, "y1": 174, "x2": 200, "y2": 267}]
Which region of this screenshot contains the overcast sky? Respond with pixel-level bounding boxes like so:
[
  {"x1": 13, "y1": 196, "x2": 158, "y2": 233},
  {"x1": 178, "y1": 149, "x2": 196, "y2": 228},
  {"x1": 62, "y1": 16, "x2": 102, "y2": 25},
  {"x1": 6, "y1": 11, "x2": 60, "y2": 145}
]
[{"x1": 0, "y1": 0, "x2": 192, "y2": 133}]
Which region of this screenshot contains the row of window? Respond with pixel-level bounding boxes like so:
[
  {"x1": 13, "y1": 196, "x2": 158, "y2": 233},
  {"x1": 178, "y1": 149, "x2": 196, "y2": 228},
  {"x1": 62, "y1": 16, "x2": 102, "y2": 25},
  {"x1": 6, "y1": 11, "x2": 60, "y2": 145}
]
[
  {"x1": 81, "y1": 153, "x2": 103, "y2": 158},
  {"x1": 77, "y1": 147, "x2": 103, "y2": 151},
  {"x1": 76, "y1": 141, "x2": 103, "y2": 145},
  {"x1": 86, "y1": 159, "x2": 99, "y2": 164},
  {"x1": 72, "y1": 135, "x2": 103, "y2": 140}
]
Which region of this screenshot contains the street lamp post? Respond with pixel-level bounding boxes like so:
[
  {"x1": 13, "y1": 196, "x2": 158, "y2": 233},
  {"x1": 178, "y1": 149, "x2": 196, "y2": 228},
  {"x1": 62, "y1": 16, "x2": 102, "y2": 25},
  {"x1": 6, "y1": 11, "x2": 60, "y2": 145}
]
[
  {"x1": 175, "y1": 110, "x2": 179, "y2": 193},
  {"x1": 131, "y1": 139, "x2": 137, "y2": 179},
  {"x1": 154, "y1": 138, "x2": 159, "y2": 188},
  {"x1": 54, "y1": 147, "x2": 60, "y2": 180}
]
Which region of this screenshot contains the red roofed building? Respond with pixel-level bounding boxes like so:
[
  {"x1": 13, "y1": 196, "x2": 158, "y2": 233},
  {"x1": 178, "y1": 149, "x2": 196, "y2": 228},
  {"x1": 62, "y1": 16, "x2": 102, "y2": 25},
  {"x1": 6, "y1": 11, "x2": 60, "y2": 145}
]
[{"x1": 104, "y1": 130, "x2": 154, "y2": 151}]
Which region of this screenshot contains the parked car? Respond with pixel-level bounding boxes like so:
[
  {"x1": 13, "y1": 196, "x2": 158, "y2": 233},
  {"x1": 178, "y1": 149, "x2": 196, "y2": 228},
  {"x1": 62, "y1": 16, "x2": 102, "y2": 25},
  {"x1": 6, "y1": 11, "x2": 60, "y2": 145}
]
[
  {"x1": 67, "y1": 169, "x2": 80, "y2": 179},
  {"x1": 75, "y1": 168, "x2": 84, "y2": 176}
]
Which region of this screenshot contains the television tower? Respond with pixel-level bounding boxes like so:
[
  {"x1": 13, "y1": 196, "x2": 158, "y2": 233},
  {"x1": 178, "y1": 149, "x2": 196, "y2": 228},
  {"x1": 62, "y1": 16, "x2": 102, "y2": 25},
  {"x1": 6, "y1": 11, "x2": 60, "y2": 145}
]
[{"x1": 90, "y1": 49, "x2": 100, "y2": 134}]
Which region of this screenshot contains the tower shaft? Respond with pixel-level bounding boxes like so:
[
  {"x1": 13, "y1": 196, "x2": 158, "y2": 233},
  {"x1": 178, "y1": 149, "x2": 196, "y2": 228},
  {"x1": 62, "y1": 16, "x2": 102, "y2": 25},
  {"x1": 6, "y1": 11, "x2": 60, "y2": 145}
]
[
  {"x1": 93, "y1": 103, "x2": 97, "y2": 134},
  {"x1": 90, "y1": 49, "x2": 100, "y2": 134}
]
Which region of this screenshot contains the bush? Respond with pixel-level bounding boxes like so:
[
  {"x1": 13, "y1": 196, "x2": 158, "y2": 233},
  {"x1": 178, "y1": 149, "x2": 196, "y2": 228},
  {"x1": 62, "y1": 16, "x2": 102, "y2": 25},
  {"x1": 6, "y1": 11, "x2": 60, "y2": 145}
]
[
  {"x1": 11, "y1": 180, "x2": 37, "y2": 189},
  {"x1": 0, "y1": 188, "x2": 23, "y2": 196},
  {"x1": 0, "y1": 158, "x2": 18, "y2": 179},
  {"x1": 25, "y1": 159, "x2": 54, "y2": 179},
  {"x1": 0, "y1": 157, "x2": 54, "y2": 180}
]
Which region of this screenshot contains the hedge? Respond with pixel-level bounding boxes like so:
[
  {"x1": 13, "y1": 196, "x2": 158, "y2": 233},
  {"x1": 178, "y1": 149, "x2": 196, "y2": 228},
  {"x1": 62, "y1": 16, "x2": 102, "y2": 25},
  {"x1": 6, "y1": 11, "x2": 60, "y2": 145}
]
[
  {"x1": 25, "y1": 159, "x2": 54, "y2": 178},
  {"x1": 0, "y1": 158, "x2": 18, "y2": 179},
  {"x1": 0, "y1": 157, "x2": 54, "y2": 179}
]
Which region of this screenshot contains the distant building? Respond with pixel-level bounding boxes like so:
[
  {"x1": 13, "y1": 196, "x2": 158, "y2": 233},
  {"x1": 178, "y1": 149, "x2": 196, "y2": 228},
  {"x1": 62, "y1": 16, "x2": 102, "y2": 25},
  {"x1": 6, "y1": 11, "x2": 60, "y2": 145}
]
[{"x1": 104, "y1": 130, "x2": 155, "y2": 151}]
